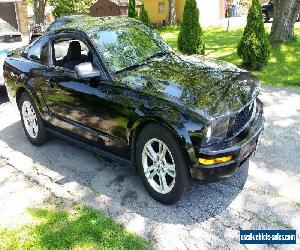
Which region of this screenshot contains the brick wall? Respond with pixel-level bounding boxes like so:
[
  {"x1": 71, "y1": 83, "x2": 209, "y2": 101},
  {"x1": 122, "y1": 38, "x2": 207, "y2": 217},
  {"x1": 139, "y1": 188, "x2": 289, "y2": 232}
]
[{"x1": 15, "y1": 0, "x2": 29, "y2": 36}]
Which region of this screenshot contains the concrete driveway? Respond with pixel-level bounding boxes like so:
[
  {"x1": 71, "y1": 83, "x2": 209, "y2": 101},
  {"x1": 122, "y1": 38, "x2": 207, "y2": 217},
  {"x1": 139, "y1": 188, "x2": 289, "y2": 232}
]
[{"x1": 0, "y1": 85, "x2": 299, "y2": 249}]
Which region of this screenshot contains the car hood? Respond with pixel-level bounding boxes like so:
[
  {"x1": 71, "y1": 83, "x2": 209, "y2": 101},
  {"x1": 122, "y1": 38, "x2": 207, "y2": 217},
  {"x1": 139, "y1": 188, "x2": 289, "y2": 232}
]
[{"x1": 116, "y1": 54, "x2": 260, "y2": 120}]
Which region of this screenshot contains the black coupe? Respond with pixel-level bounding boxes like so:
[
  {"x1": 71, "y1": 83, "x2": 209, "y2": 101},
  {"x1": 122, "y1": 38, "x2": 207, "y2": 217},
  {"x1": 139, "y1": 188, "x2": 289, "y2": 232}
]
[{"x1": 3, "y1": 17, "x2": 264, "y2": 204}]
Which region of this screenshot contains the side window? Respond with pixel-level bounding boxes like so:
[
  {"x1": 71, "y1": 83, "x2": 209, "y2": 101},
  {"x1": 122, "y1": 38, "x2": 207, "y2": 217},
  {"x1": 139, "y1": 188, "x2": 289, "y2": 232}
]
[
  {"x1": 27, "y1": 38, "x2": 49, "y2": 65},
  {"x1": 51, "y1": 37, "x2": 94, "y2": 71}
]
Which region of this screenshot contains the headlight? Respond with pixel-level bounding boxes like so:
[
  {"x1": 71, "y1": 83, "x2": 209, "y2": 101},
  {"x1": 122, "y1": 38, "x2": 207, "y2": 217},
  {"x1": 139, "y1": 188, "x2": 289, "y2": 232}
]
[{"x1": 202, "y1": 117, "x2": 230, "y2": 146}]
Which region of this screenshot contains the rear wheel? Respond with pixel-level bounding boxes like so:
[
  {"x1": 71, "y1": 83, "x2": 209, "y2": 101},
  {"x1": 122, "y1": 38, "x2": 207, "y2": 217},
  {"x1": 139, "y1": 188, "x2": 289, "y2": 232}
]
[
  {"x1": 18, "y1": 92, "x2": 49, "y2": 146},
  {"x1": 136, "y1": 123, "x2": 190, "y2": 205}
]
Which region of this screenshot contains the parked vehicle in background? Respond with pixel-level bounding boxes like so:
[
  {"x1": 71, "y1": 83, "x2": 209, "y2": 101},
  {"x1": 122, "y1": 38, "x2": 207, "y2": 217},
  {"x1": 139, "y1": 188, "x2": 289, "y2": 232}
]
[
  {"x1": 30, "y1": 24, "x2": 48, "y2": 43},
  {"x1": 261, "y1": 0, "x2": 300, "y2": 22},
  {"x1": 3, "y1": 17, "x2": 264, "y2": 204},
  {"x1": 0, "y1": 18, "x2": 22, "y2": 43},
  {"x1": 261, "y1": 0, "x2": 273, "y2": 22},
  {"x1": 0, "y1": 18, "x2": 24, "y2": 86},
  {"x1": 29, "y1": 15, "x2": 84, "y2": 43}
]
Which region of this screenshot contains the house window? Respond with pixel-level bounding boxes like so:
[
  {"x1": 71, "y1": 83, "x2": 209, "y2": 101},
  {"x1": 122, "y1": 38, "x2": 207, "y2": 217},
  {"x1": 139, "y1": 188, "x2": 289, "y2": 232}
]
[{"x1": 158, "y1": 2, "x2": 165, "y2": 13}]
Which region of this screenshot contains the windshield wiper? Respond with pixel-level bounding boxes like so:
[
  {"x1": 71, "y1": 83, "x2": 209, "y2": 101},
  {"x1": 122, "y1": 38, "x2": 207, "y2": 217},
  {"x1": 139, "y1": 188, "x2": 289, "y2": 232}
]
[
  {"x1": 145, "y1": 51, "x2": 169, "y2": 61},
  {"x1": 115, "y1": 51, "x2": 170, "y2": 74}
]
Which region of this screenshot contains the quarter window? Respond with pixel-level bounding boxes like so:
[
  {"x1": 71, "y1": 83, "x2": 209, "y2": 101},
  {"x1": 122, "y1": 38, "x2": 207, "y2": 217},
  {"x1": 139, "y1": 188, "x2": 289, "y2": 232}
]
[{"x1": 26, "y1": 38, "x2": 49, "y2": 65}]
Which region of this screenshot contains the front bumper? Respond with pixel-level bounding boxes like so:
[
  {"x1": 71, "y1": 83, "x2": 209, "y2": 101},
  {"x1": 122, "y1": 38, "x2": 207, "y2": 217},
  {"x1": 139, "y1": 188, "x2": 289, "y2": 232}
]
[{"x1": 190, "y1": 99, "x2": 264, "y2": 181}]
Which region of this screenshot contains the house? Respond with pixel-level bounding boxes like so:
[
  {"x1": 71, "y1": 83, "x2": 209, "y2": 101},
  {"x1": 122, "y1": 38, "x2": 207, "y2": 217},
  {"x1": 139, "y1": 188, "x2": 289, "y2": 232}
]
[
  {"x1": 90, "y1": 0, "x2": 226, "y2": 26},
  {"x1": 144, "y1": 0, "x2": 226, "y2": 26},
  {"x1": 90, "y1": 0, "x2": 142, "y2": 17},
  {"x1": 0, "y1": 0, "x2": 29, "y2": 36}
]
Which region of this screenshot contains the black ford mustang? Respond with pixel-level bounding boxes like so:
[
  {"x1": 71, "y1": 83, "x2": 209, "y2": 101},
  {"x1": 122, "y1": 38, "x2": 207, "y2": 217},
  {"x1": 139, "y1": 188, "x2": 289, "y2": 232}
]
[{"x1": 3, "y1": 17, "x2": 264, "y2": 204}]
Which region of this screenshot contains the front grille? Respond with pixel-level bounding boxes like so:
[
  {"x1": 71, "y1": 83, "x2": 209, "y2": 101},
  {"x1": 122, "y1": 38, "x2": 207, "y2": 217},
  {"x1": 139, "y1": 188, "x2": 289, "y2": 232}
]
[{"x1": 233, "y1": 102, "x2": 254, "y2": 134}]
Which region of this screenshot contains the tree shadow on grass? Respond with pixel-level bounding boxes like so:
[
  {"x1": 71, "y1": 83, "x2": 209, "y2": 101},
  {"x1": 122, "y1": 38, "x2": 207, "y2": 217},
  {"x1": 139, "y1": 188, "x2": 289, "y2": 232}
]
[{"x1": 0, "y1": 205, "x2": 147, "y2": 250}]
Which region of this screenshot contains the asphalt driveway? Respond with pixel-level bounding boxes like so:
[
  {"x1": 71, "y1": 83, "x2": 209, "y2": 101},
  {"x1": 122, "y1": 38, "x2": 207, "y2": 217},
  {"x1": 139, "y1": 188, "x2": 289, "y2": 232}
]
[{"x1": 0, "y1": 85, "x2": 299, "y2": 249}]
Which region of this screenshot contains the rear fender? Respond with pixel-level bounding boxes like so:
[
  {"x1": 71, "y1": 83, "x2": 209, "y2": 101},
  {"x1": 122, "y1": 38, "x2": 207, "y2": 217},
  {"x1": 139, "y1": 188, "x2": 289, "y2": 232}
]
[{"x1": 4, "y1": 58, "x2": 46, "y2": 118}]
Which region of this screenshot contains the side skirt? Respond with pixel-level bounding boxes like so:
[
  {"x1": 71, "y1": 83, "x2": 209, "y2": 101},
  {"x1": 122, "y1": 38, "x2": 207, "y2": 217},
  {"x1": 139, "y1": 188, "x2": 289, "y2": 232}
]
[{"x1": 46, "y1": 127, "x2": 132, "y2": 167}]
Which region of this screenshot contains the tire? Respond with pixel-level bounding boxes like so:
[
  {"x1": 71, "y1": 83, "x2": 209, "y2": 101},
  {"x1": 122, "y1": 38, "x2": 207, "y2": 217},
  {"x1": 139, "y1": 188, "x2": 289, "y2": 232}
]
[
  {"x1": 136, "y1": 123, "x2": 190, "y2": 205},
  {"x1": 18, "y1": 92, "x2": 49, "y2": 146}
]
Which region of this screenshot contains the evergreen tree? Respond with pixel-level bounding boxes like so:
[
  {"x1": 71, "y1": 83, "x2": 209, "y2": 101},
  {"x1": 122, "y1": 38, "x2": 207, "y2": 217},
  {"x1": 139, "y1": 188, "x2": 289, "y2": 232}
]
[
  {"x1": 128, "y1": 0, "x2": 137, "y2": 18},
  {"x1": 237, "y1": 0, "x2": 271, "y2": 70},
  {"x1": 139, "y1": 2, "x2": 150, "y2": 26},
  {"x1": 178, "y1": 0, "x2": 204, "y2": 55}
]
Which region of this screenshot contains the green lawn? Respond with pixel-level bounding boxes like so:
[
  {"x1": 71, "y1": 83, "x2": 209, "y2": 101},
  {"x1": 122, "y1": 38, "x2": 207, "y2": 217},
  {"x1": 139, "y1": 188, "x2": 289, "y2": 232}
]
[
  {"x1": 157, "y1": 24, "x2": 300, "y2": 88},
  {"x1": 0, "y1": 205, "x2": 148, "y2": 250}
]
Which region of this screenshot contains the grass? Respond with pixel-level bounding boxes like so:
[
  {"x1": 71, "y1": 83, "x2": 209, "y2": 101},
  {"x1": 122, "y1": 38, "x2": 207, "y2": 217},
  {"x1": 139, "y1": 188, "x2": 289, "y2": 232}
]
[
  {"x1": 157, "y1": 24, "x2": 300, "y2": 88},
  {"x1": 0, "y1": 205, "x2": 149, "y2": 250}
]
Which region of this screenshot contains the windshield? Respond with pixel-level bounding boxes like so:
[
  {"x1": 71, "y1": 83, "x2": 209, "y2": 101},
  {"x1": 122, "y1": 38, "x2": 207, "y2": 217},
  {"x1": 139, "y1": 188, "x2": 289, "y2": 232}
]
[
  {"x1": 89, "y1": 25, "x2": 171, "y2": 73},
  {"x1": 0, "y1": 22, "x2": 17, "y2": 33}
]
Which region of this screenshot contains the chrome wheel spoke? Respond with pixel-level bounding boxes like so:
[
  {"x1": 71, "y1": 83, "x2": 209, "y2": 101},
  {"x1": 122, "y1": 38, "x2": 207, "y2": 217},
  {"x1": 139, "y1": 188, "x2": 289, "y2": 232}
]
[
  {"x1": 159, "y1": 142, "x2": 167, "y2": 160},
  {"x1": 148, "y1": 169, "x2": 158, "y2": 180},
  {"x1": 145, "y1": 164, "x2": 157, "y2": 174},
  {"x1": 145, "y1": 144, "x2": 157, "y2": 161},
  {"x1": 159, "y1": 173, "x2": 168, "y2": 192},
  {"x1": 165, "y1": 163, "x2": 176, "y2": 178}
]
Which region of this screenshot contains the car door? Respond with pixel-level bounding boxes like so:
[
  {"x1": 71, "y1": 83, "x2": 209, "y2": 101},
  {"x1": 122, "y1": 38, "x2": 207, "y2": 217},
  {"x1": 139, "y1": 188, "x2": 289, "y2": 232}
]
[{"x1": 40, "y1": 34, "x2": 112, "y2": 146}]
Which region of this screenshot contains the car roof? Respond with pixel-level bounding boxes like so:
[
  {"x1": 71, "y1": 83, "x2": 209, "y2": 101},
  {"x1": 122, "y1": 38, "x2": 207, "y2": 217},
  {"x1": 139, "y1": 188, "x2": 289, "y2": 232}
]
[{"x1": 55, "y1": 16, "x2": 141, "y2": 34}]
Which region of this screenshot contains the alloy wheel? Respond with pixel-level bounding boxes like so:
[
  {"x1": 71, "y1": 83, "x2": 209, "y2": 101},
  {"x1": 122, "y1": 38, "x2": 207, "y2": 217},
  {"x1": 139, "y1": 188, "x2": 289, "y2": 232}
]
[
  {"x1": 22, "y1": 100, "x2": 39, "y2": 139},
  {"x1": 142, "y1": 138, "x2": 176, "y2": 194}
]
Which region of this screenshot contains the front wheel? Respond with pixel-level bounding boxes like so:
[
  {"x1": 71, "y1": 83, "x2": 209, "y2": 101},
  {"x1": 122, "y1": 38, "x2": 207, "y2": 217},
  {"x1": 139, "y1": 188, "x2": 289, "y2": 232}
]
[
  {"x1": 18, "y1": 92, "x2": 49, "y2": 146},
  {"x1": 136, "y1": 123, "x2": 190, "y2": 205}
]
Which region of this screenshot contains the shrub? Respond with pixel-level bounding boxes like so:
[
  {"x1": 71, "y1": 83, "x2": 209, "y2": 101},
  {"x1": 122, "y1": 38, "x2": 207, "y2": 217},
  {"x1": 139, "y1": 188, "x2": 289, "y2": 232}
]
[
  {"x1": 128, "y1": 0, "x2": 137, "y2": 18},
  {"x1": 178, "y1": 0, "x2": 205, "y2": 55},
  {"x1": 50, "y1": 0, "x2": 93, "y2": 18},
  {"x1": 237, "y1": 0, "x2": 271, "y2": 70},
  {"x1": 139, "y1": 2, "x2": 151, "y2": 27}
]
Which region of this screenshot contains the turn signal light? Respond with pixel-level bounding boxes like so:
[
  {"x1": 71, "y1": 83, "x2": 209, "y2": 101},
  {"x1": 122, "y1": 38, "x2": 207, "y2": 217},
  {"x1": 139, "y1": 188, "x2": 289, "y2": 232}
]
[{"x1": 199, "y1": 156, "x2": 232, "y2": 165}]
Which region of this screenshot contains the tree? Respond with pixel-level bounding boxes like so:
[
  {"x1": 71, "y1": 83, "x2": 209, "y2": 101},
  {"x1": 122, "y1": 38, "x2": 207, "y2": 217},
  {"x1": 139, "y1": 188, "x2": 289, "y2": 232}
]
[
  {"x1": 50, "y1": 0, "x2": 94, "y2": 18},
  {"x1": 128, "y1": 0, "x2": 137, "y2": 18},
  {"x1": 269, "y1": 0, "x2": 300, "y2": 43},
  {"x1": 237, "y1": 0, "x2": 271, "y2": 70},
  {"x1": 168, "y1": 0, "x2": 176, "y2": 25},
  {"x1": 32, "y1": 0, "x2": 47, "y2": 24},
  {"x1": 139, "y1": 2, "x2": 150, "y2": 26},
  {"x1": 178, "y1": 0, "x2": 205, "y2": 55}
]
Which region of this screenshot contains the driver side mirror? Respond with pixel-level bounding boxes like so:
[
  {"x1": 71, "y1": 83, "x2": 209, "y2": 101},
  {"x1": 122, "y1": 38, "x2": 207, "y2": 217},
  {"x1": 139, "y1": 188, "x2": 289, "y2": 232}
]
[{"x1": 75, "y1": 62, "x2": 101, "y2": 79}]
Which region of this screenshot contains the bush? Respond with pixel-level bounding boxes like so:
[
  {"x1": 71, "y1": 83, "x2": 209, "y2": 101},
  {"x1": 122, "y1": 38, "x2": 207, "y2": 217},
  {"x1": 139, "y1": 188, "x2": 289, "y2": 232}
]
[
  {"x1": 128, "y1": 0, "x2": 137, "y2": 18},
  {"x1": 237, "y1": 0, "x2": 271, "y2": 70},
  {"x1": 178, "y1": 0, "x2": 205, "y2": 55},
  {"x1": 139, "y1": 2, "x2": 150, "y2": 27},
  {"x1": 50, "y1": 0, "x2": 93, "y2": 18}
]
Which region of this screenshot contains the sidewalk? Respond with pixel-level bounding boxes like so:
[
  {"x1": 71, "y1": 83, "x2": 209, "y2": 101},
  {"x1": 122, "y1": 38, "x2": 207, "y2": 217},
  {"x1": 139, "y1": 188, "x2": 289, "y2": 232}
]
[{"x1": 0, "y1": 156, "x2": 50, "y2": 229}]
